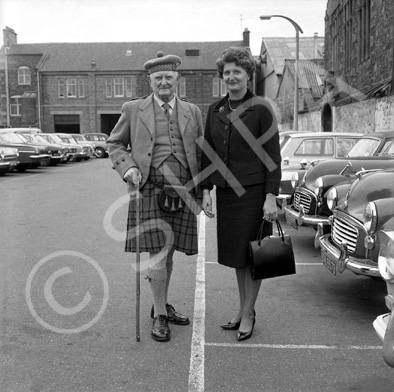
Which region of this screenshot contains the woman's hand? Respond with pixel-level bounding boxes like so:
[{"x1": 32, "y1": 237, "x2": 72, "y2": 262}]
[
  {"x1": 263, "y1": 194, "x2": 278, "y2": 222},
  {"x1": 202, "y1": 190, "x2": 214, "y2": 218}
]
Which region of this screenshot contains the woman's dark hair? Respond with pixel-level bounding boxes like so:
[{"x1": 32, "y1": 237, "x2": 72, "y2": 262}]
[{"x1": 216, "y1": 46, "x2": 256, "y2": 81}]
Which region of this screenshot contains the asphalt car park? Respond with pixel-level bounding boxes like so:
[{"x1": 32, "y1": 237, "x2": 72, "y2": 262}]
[{"x1": 1, "y1": 158, "x2": 394, "y2": 392}]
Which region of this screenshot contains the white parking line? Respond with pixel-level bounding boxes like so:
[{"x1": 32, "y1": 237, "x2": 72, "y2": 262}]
[
  {"x1": 188, "y1": 213, "x2": 206, "y2": 392},
  {"x1": 206, "y1": 342, "x2": 382, "y2": 350},
  {"x1": 205, "y1": 261, "x2": 322, "y2": 266}
]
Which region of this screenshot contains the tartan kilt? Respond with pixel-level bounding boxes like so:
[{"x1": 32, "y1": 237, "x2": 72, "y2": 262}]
[{"x1": 125, "y1": 155, "x2": 198, "y2": 255}]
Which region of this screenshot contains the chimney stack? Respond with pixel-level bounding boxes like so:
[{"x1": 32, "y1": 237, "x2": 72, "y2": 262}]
[
  {"x1": 243, "y1": 28, "x2": 250, "y2": 47},
  {"x1": 314, "y1": 32, "x2": 318, "y2": 58},
  {"x1": 3, "y1": 26, "x2": 17, "y2": 47}
]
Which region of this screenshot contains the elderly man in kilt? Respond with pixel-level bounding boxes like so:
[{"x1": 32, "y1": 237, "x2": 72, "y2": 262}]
[{"x1": 106, "y1": 51, "x2": 203, "y2": 342}]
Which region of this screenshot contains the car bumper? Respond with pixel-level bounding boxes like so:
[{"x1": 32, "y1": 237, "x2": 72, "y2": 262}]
[
  {"x1": 30, "y1": 154, "x2": 51, "y2": 161},
  {"x1": 0, "y1": 161, "x2": 13, "y2": 173},
  {"x1": 319, "y1": 233, "x2": 380, "y2": 278},
  {"x1": 276, "y1": 194, "x2": 291, "y2": 209},
  {"x1": 284, "y1": 204, "x2": 330, "y2": 228}
]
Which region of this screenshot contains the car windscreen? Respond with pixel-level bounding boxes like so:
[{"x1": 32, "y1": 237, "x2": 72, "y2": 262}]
[{"x1": 347, "y1": 138, "x2": 380, "y2": 157}]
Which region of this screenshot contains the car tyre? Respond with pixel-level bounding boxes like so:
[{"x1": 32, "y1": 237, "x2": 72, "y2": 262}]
[{"x1": 95, "y1": 147, "x2": 107, "y2": 158}]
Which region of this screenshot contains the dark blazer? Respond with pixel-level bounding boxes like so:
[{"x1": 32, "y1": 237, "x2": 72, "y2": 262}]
[{"x1": 201, "y1": 89, "x2": 281, "y2": 195}]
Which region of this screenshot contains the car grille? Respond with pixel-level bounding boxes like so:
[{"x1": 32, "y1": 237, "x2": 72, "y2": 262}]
[
  {"x1": 332, "y1": 216, "x2": 358, "y2": 253},
  {"x1": 294, "y1": 191, "x2": 313, "y2": 213}
]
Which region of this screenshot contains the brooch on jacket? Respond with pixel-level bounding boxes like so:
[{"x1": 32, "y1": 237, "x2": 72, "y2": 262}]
[{"x1": 219, "y1": 106, "x2": 225, "y2": 113}]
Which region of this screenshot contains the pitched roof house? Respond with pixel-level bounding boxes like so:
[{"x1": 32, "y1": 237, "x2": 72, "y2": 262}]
[{"x1": 0, "y1": 27, "x2": 252, "y2": 133}]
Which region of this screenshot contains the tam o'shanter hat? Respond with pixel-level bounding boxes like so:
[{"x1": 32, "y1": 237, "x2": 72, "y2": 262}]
[{"x1": 144, "y1": 51, "x2": 182, "y2": 74}]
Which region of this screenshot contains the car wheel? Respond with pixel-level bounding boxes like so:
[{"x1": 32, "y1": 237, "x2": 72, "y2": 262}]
[
  {"x1": 95, "y1": 147, "x2": 106, "y2": 158},
  {"x1": 75, "y1": 157, "x2": 82, "y2": 162}
]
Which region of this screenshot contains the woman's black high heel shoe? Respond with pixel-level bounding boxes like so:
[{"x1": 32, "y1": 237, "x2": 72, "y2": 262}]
[
  {"x1": 236, "y1": 311, "x2": 256, "y2": 341},
  {"x1": 220, "y1": 320, "x2": 241, "y2": 330}
]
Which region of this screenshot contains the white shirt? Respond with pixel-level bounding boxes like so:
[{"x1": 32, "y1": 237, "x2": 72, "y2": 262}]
[{"x1": 153, "y1": 95, "x2": 176, "y2": 116}]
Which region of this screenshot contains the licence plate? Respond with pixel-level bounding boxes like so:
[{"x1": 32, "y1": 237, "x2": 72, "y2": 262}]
[
  {"x1": 285, "y1": 213, "x2": 298, "y2": 229},
  {"x1": 321, "y1": 249, "x2": 337, "y2": 276}
]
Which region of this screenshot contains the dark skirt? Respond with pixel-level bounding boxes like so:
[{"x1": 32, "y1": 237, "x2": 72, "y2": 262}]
[
  {"x1": 125, "y1": 155, "x2": 198, "y2": 255},
  {"x1": 216, "y1": 184, "x2": 272, "y2": 268}
]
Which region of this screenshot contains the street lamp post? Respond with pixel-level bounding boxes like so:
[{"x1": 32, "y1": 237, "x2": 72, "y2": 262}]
[{"x1": 260, "y1": 15, "x2": 303, "y2": 131}]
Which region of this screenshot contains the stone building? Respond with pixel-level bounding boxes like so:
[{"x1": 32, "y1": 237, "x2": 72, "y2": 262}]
[
  {"x1": 256, "y1": 35, "x2": 325, "y2": 131},
  {"x1": 0, "y1": 27, "x2": 252, "y2": 134},
  {"x1": 323, "y1": 0, "x2": 394, "y2": 133}
]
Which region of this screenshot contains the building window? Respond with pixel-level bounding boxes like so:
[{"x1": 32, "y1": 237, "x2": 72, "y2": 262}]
[
  {"x1": 344, "y1": 0, "x2": 353, "y2": 71},
  {"x1": 213, "y1": 77, "x2": 227, "y2": 97},
  {"x1": 66, "y1": 78, "x2": 77, "y2": 97},
  {"x1": 220, "y1": 80, "x2": 227, "y2": 96},
  {"x1": 330, "y1": 9, "x2": 339, "y2": 72},
  {"x1": 106, "y1": 79, "x2": 113, "y2": 97},
  {"x1": 18, "y1": 66, "x2": 31, "y2": 85},
  {"x1": 10, "y1": 97, "x2": 21, "y2": 116},
  {"x1": 78, "y1": 79, "x2": 85, "y2": 98},
  {"x1": 113, "y1": 78, "x2": 124, "y2": 97},
  {"x1": 125, "y1": 77, "x2": 132, "y2": 98},
  {"x1": 58, "y1": 79, "x2": 65, "y2": 98},
  {"x1": 106, "y1": 77, "x2": 134, "y2": 98},
  {"x1": 58, "y1": 78, "x2": 84, "y2": 98},
  {"x1": 177, "y1": 77, "x2": 186, "y2": 97},
  {"x1": 359, "y1": 0, "x2": 371, "y2": 62}
]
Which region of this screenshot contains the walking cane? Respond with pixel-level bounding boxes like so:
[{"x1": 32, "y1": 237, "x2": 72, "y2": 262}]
[{"x1": 135, "y1": 188, "x2": 141, "y2": 342}]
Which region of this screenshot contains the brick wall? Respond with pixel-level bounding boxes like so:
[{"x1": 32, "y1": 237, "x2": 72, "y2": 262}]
[{"x1": 1, "y1": 53, "x2": 41, "y2": 127}]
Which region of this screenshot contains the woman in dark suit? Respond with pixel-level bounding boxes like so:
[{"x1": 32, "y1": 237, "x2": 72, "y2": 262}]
[{"x1": 201, "y1": 46, "x2": 281, "y2": 341}]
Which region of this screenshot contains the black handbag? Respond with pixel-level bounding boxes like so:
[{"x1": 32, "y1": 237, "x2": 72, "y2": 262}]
[
  {"x1": 249, "y1": 219, "x2": 296, "y2": 280},
  {"x1": 158, "y1": 185, "x2": 189, "y2": 212}
]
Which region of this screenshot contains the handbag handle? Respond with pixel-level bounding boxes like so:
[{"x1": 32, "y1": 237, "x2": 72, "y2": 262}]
[{"x1": 256, "y1": 219, "x2": 285, "y2": 242}]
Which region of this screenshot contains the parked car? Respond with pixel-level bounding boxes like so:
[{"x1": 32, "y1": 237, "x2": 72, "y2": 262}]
[
  {"x1": 0, "y1": 131, "x2": 51, "y2": 172},
  {"x1": 54, "y1": 133, "x2": 87, "y2": 162},
  {"x1": 277, "y1": 132, "x2": 363, "y2": 208},
  {"x1": 39, "y1": 133, "x2": 76, "y2": 162},
  {"x1": 82, "y1": 133, "x2": 109, "y2": 158},
  {"x1": 319, "y1": 168, "x2": 394, "y2": 279},
  {"x1": 284, "y1": 132, "x2": 394, "y2": 245},
  {"x1": 14, "y1": 131, "x2": 68, "y2": 165},
  {"x1": 373, "y1": 216, "x2": 394, "y2": 368},
  {"x1": 70, "y1": 134, "x2": 95, "y2": 159},
  {"x1": 0, "y1": 146, "x2": 18, "y2": 175}
]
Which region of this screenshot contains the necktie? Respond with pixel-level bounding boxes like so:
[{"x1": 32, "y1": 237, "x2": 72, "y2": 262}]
[{"x1": 162, "y1": 103, "x2": 171, "y2": 120}]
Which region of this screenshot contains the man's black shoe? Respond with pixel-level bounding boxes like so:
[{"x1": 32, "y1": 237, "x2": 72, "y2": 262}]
[
  {"x1": 151, "y1": 315, "x2": 170, "y2": 342},
  {"x1": 150, "y1": 303, "x2": 190, "y2": 325}
]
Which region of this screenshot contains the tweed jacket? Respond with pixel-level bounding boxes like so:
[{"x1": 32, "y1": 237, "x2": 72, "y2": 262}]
[
  {"x1": 201, "y1": 89, "x2": 281, "y2": 195},
  {"x1": 106, "y1": 93, "x2": 203, "y2": 193}
]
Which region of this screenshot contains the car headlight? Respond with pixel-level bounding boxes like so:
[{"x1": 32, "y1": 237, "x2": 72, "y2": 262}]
[
  {"x1": 0, "y1": 151, "x2": 4, "y2": 160},
  {"x1": 314, "y1": 177, "x2": 324, "y2": 197},
  {"x1": 34, "y1": 147, "x2": 40, "y2": 154},
  {"x1": 378, "y1": 230, "x2": 394, "y2": 282},
  {"x1": 291, "y1": 172, "x2": 299, "y2": 189},
  {"x1": 364, "y1": 202, "x2": 377, "y2": 234},
  {"x1": 326, "y1": 187, "x2": 338, "y2": 211}
]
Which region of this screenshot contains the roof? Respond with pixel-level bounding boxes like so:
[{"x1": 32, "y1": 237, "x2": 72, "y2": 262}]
[
  {"x1": 286, "y1": 59, "x2": 325, "y2": 98},
  {"x1": 261, "y1": 37, "x2": 325, "y2": 75},
  {"x1": 6, "y1": 41, "x2": 243, "y2": 72}
]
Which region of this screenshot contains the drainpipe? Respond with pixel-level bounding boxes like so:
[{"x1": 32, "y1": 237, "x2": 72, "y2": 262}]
[
  {"x1": 392, "y1": 20, "x2": 394, "y2": 95},
  {"x1": 4, "y1": 46, "x2": 10, "y2": 127},
  {"x1": 36, "y1": 68, "x2": 41, "y2": 129}
]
